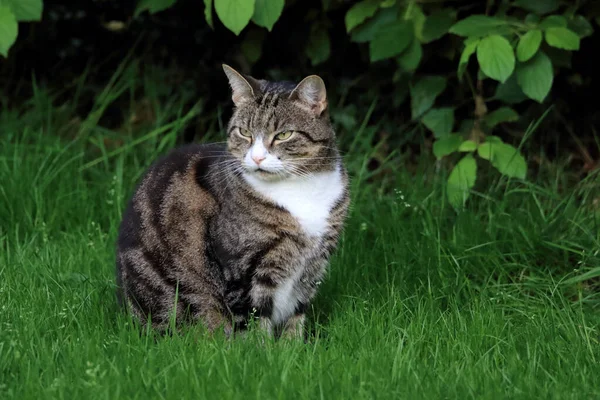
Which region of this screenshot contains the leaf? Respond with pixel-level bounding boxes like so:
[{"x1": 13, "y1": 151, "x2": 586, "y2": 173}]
[
  {"x1": 512, "y1": 0, "x2": 559, "y2": 14},
  {"x1": 397, "y1": 38, "x2": 422, "y2": 72},
  {"x1": 449, "y1": 15, "x2": 508, "y2": 37},
  {"x1": 478, "y1": 142, "x2": 527, "y2": 179},
  {"x1": 241, "y1": 28, "x2": 265, "y2": 64},
  {"x1": 3, "y1": 0, "x2": 42, "y2": 21},
  {"x1": 516, "y1": 30, "x2": 542, "y2": 62},
  {"x1": 539, "y1": 15, "x2": 567, "y2": 30},
  {"x1": 458, "y1": 140, "x2": 477, "y2": 152},
  {"x1": 494, "y1": 74, "x2": 528, "y2": 104},
  {"x1": 447, "y1": 154, "x2": 477, "y2": 208},
  {"x1": 369, "y1": 21, "x2": 413, "y2": 62},
  {"x1": 204, "y1": 0, "x2": 213, "y2": 28},
  {"x1": 544, "y1": 46, "x2": 571, "y2": 68},
  {"x1": 433, "y1": 134, "x2": 462, "y2": 159},
  {"x1": 350, "y1": 6, "x2": 398, "y2": 43},
  {"x1": 516, "y1": 51, "x2": 553, "y2": 103},
  {"x1": 476, "y1": 35, "x2": 515, "y2": 83},
  {"x1": 0, "y1": 6, "x2": 18, "y2": 57},
  {"x1": 305, "y1": 26, "x2": 331, "y2": 66},
  {"x1": 252, "y1": 0, "x2": 284, "y2": 31},
  {"x1": 421, "y1": 9, "x2": 455, "y2": 43},
  {"x1": 135, "y1": 0, "x2": 176, "y2": 16},
  {"x1": 483, "y1": 107, "x2": 519, "y2": 129},
  {"x1": 421, "y1": 107, "x2": 454, "y2": 138},
  {"x1": 214, "y1": 0, "x2": 255, "y2": 35},
  {"x1": 408, "y1": 4, "x2": 426, "y2": 42},
  {"x1": 345, "y1": 0, "x2": 380, "y2": 33},
  {"x1": 545, "y1": 27, "x2": 580, "y2": 50},
  {"x1": 568, "y1": 15, "x2": 594, "y2": 38},
  {"x1": 410, "y1": 75, "x2": 447, "y2": 119},
  {"x1": 457, "y1": 38, "x2": 479, "y2": 80},
  {"x1": 525, "y1": 14, "x2": 540, "y2": 24}
]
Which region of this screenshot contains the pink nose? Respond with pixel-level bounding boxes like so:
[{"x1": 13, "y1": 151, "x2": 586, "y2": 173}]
[{"x1": 252, "y1": 154, "x2": 266, "y2": 165}]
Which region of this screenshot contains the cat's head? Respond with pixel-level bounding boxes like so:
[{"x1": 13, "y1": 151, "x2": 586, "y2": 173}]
[{"x1": 223, "y1": 64, "x2": 338, "y2": 182}]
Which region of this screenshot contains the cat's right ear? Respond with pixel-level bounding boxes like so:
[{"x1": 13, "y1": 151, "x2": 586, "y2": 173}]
[{"x1": 222, "y1": 64, "x2": 257, "y2": 106}]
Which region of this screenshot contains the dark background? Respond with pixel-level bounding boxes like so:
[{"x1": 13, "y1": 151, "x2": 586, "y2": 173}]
[{"x1": 2, "y1": 0, "x2": 599, "y2": 177}]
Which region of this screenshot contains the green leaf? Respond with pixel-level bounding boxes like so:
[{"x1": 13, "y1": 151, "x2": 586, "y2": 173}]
[
  {"x1": 516, "y1": 51, "x2": 553, "y2": 103},
  {"x1": 252, "y1": 0, "x2": 283, "y2": 31},
  {"x1": 135, "y1": 0, "x2": 176, "y2": 16},
  {"x1": 397, "y1": 38, "x2": 422, "y2": 72},
  {"x1": 516, "y1": 30, "x2": 542, "y2": 62},
  {"x1": 410, "y1": 76, "x2": 447, "y2": 119},
  {"x1": 215, "y1": 0, "x2": 255, "y2": 35},
  {"x1": 476, "y1": 35, "x2": 515, "y2": 83},
  {"x1": 544, "y1": 46, "x2": 571, "y2": 68},
  {"x1": 241, "y1": 29, "x2": 265, "y2": 64},
  {"x1": 421, "y1": 9, "x2": 455, "y2": 43},
  {"x1": 483, "y1": 106, "x2": 519, "y2": 129},
  {"x1": 447, "y1": 154, "x2": 477, "y2": 208},
  {"x1": 477, "y1": 142, "x2": 527, "y2": 179},
  {"x1": 345, "y1": 0, "x2": 380, "y2": 33},
  {"x1": 369, "y1": 21, "x2": 413, "y2": 62},
  {"x1": 421, "y1": 107, "x2": 454, "y2": 138},
  {"x1": 410, "y1": 5, "x2": 426, "y2": 42},
  {"x1": 494, "y1": 74, "x2": 528, "y2": 104},
  {"x1": 305, "y1": 26, "x2": 331, "y2": 66},
  {"x1": 3, "y1": 0, "x2": 42, "y2": 21},
  {"x1": 458, "y1": 140, "x2": 477, "y2": 152},
  {"x1": 433, "y1": 134, "x2": 462, "y2": 159},
  {"x1": 525, "y1": 14, "x2": 540, "y2": 24},
  {"x1": 204, "y1": 0, "x2": 214, "y2": 28},
  {"x1": 350, "y1": 6, "x2": 398, "y2": 43},
  {"x1": 0, "y1": 6, "x2": 18, "y2": 57},
  {"x1": 539, "y1": 15, "x2": 567, "y2": 30},
  {"x1": 512, "y1": 0, "x2": 559, "y2": 14},
  {"x1": 457, "y1": 38, "x2": 479, "y2": 80},
  {"x1": 568, "y1": 15, "x2": 594, "y2": 38},
  {"x1": 545, "y1": 27, "x2": 580, "y2": 50},
  {"x1": 477, "y1": 142, "x2": 493, "y2": 160},
  {"x1": 449, "y1": 15, "x2": 508, "y2": 37}
]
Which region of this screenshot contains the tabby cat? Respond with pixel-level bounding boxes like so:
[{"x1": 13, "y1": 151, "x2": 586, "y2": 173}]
[{"x1": 115, "y1": 65, "x2": 349, "y2": 339}]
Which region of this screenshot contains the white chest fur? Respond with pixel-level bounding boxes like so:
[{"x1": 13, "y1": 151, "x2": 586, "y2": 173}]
[
  {"x1": 243, "y1": 165, "x2": 345, "y2": 324},
  {"x1": 243, "y1": 165, "x2": 345, "y2": 238}
]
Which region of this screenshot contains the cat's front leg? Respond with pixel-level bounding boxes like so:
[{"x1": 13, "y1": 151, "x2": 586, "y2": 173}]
[
  {"x1": 281, "y1": 313, "x2": 305, "y2": 340},
  {"x1": 249, "y1": 277, "x2": 277, "y2": 337}
]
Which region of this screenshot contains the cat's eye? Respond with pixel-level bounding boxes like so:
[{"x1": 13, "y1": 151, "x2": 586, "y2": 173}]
[
  {"x1": 238, "y1": 128, "x2": 252, "y2": 138},
  {"x1": 274, "y1": 131, "x2": 294, "y2": 141}
]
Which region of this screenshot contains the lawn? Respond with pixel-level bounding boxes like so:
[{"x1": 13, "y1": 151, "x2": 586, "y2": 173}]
[{"x1": 1, "y1": 86, "x2": 599, "y2": 399}]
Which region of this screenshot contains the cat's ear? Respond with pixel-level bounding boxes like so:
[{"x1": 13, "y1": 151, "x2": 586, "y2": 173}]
[
  {"x1": 222, "y1": 64, "x2": 258, "y2": 106},
  {"x1": 289, "y1": 75, "x2": 328, "y2": 116}
]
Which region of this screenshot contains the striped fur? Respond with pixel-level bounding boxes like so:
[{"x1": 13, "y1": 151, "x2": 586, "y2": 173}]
[{"x1": 116, "y1": 66, "x2": 349, "y2": 338}]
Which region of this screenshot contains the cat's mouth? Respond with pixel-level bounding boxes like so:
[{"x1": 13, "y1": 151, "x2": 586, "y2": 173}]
[{"x1": 255, "y1": 168, "x2": 279, "y2": 177}]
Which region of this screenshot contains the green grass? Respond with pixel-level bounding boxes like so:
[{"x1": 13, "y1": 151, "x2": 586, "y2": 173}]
[{"x1": 1, "y1": 80, "x2": 600, "y2": 399}]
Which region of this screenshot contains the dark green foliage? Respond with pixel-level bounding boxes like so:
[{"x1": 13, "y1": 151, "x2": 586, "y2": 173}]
[{"x1": 1, "y1": 0, "x2": 599, "y2": 208}]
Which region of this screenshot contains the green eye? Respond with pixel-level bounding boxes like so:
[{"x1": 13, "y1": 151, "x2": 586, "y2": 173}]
[
  {"x1": 275, "y1": 131, "x2": 293, "y2": 141},
  {"x1": 239, "y1": 128, "x2": 252, "y2": 138}
]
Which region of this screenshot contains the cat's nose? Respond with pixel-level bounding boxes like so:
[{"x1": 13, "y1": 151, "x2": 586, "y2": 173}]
[{"x1": 252, "y1": 154, "x2": 266, "y2": 165}]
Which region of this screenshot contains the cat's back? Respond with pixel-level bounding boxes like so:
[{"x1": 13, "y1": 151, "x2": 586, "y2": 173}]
[{"x1": 117, "y1": 142, "x2": 229, "y2": 244}]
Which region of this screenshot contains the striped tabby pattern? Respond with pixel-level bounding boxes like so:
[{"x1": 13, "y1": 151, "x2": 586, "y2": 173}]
[{"x1": 116, "y1": 65, "x2": 349, "y2": 339}]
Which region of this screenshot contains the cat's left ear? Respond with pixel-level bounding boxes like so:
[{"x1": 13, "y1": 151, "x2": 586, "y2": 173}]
[
  {"x1": 222, "y1": 64, "x2": 259, "y2": 106},
  {"x1": 289, "y1": 75, "x2": 328, "y2": 116}
]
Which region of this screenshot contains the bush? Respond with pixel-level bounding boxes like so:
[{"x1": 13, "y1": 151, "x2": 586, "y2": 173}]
[{"x1": 1, "y1": 0, "x2": 598, "y2": 208}]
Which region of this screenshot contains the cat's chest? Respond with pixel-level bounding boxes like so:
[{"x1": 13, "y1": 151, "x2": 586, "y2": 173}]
[{"x1": 243, "y1": 167, "x2": 345, "y2": 238}]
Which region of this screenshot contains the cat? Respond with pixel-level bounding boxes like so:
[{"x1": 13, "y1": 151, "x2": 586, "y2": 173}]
[{"x1": 115, "y1": 64, "x2": 350, "y2": 339}]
